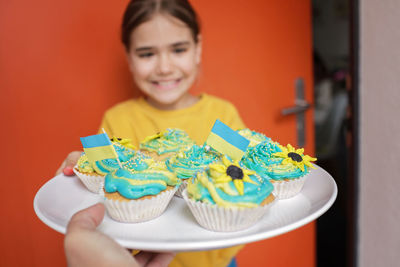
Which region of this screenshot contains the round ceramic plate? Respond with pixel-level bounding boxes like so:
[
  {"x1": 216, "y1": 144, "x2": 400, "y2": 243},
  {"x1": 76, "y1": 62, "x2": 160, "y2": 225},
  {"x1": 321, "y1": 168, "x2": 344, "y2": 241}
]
[{"x1": 34, "y1": 166, "x2": 337, "y2": 251}]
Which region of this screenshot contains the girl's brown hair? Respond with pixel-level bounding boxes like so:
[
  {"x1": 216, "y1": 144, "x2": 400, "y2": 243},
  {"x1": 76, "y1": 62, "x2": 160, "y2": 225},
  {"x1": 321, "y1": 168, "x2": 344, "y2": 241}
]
[{"x1": 121, "y1": 0, "x2": 200, "y2": 51}]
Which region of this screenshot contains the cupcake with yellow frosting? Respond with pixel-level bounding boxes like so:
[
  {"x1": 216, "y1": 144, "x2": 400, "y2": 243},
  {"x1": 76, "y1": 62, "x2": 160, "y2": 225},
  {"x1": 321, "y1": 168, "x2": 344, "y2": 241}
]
[
  {"x1": 104, "y1": 161, "x2": 181, "y2": 223},
  {"x1": 166, "y1": 144, "x2": 222, "y2": 197},
  {"x1": 139, "y1": 128, "x2": 195, "y2": 161},
  {"x1": 242, "y1": 142, "x2": 317, "y2": 199},
  {"x1": 183, "y1": 157, "x2": 275, "y2": 232}
]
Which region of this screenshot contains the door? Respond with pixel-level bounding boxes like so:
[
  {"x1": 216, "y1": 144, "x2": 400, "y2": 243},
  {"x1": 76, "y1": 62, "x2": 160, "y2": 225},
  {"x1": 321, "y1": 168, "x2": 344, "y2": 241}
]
[
  {"x1": 192, "y1": 1, "x2": 315, "y2": 266},
  {"x1": 1, "y1": 0, "x2": 314, "y2": 266}
]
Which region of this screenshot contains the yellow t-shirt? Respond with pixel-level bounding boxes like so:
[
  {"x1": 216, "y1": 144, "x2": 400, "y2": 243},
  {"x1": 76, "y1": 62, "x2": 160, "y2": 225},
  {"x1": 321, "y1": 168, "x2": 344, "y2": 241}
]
[
  {"x1": 99, "y1": 93, "x2": 245, "y2": 267},
  {"x1": 100, "y1": 93, "x2": 245, "y2": 147}
]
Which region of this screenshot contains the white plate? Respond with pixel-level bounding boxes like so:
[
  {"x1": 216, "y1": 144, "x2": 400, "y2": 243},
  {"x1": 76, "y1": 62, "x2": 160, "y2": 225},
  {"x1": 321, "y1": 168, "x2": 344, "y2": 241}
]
[{"x1": 34, "y1": 166, "x2": 337, "y2": 251}]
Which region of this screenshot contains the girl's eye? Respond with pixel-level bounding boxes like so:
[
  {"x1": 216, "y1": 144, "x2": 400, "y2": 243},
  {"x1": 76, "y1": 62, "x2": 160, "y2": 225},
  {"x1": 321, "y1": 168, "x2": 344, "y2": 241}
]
[
  {"x1": 173, "y1": 47, "x2": 187, "y2": 54},
  {"x1": 138, "y1": 52, "x2": 154, "y2": 58}
]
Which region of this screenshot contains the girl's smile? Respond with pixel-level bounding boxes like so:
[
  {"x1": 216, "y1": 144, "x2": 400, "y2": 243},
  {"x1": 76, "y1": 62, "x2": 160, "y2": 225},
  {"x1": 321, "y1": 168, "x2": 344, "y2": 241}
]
[{"x1": 151, "y1": 79, "x2": 181, "y2": 90}]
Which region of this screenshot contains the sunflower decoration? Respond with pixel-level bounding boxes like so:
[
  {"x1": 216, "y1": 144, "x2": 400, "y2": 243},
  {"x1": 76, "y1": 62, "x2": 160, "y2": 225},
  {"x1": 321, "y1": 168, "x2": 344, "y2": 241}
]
[
  {"x1": 209, "y1": 157, "x2": 258, "y2": 195},
  {"x1": 141, "y1": 131, "x2": 165, "y2": 143},
  {"x1": 111, "y1": 136, "x2": 136, "y2": 150},
  {"x1": 273, "y1": 144, "x2": 317, "y2": 172}
]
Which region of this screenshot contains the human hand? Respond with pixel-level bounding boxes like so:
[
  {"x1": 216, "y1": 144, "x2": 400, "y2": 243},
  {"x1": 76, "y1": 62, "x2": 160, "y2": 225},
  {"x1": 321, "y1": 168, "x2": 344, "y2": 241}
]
[
  {"x1": 134, "y1": 251, "x2": 176, "y2": 267},
  {"x1": 64, "y1": 203, "x2": 175, "y2": 267},
  {"x1": 55, "y1": 151, "x2": 82, "y2": 176}
]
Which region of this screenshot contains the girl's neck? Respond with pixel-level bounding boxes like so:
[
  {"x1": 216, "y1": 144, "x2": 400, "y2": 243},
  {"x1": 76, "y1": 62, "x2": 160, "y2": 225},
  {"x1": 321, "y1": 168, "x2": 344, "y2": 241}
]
[{"x1": 145, "y1": 93, "x2": 200, "y2": 111}]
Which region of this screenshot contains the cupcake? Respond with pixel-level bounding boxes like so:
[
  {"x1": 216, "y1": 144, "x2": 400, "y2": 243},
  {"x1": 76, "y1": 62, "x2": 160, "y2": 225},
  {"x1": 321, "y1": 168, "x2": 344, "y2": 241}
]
[
  {"x1": 237, "y1": 128, "x2": 271, "y2": 147},
  {"x1": 103, "y1": 162, "x2": 181, "y2": 223},
  {"x1": 139, "y1": 128, "x2": 195, "y2": 161},
  {"x1": 74, "y1": 138, "x2": 148, "y2": 193},
  {"x1": 165, "y1": 144, "x2": 222, "y2": 197},
  {"x1": 242, "y1": 142, "x2": 317, "y2": 199},
  {"x1": 183, "y1": 157, "x2": 275, "y2": 232}
]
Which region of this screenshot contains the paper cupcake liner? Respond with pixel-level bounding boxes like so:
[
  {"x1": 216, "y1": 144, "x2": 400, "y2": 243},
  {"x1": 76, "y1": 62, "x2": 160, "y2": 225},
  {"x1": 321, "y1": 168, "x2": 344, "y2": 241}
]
[
  {"x1": 73, "y1": 167, "x2": 104, "y2": 194},
  {"x1": 104, "y1": 187, "x2": 177, "y2": 223},
  {"x1": 271, "y1": 176, "x2": 307, "y2": 199},
  {"x1": 182, "y1": 190, "x2": 275, "y2": 232},
  {"x1": 174, "y1": 180, "x2": 188, "y2": 198}
]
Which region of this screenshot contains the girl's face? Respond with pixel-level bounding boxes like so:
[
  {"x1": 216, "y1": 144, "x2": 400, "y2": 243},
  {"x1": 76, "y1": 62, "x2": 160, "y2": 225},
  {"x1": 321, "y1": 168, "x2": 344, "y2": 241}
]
[{"x1": 127, "y1": 13, "x2": 202, "y2": 110}]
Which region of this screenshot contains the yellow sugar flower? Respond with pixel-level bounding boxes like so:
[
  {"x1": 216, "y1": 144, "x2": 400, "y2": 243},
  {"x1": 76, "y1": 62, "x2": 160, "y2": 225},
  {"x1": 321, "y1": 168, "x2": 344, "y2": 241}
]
[
  {"x1": 141, "y1": 131, "x2": 165, "y2": 143},
  {"x1": 111, "y1": 136, "x2": 136, "y2": 150},
  {"x1": 273, "y1": 144, "x2": 317, "y2": 171},
  {"x1": 208, "y1": 157, "x2": 257, "y2": 195}
]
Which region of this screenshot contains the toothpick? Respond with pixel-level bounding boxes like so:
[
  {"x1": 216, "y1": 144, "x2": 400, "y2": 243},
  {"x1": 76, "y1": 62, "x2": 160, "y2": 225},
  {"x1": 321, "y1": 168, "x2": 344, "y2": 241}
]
[{"x1": 102, "y1": 128, "x2": 123, "y2": 168}]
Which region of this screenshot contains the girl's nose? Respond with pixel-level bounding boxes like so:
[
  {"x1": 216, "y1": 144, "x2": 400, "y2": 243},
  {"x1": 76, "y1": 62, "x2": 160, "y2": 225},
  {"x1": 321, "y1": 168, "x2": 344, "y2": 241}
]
[{"x1": 156, "y1": 53, "x2": 173, "y2": 75}]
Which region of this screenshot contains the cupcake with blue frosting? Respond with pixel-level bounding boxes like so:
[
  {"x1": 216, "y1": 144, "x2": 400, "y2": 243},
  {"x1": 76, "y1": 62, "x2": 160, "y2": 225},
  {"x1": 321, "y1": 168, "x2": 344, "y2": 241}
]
[
  {"x1": 165, "y1": 144, "x2": 221, "y2": 197},
  {"x1": 139, "y1": 128, "x2": 195, "y2": 161},
  {"x1": 242, "y1": 142, "x2": 317, "y2": 199},
  {"x1": 104, "y1": 161, "x2": 181, "y2": 223},
  {"x1": 183, "y1": 157, "x2": 275, "y2": 232}
]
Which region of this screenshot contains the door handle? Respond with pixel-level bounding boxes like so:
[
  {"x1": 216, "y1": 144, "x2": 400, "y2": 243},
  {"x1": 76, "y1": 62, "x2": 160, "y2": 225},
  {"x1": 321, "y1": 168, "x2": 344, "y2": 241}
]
[
  {"x1": 280, "y1": 78, "x2": 310, "y2": 147},
  {"x1": 281, "y1": 99, "x2": 311, "y2": 116}
]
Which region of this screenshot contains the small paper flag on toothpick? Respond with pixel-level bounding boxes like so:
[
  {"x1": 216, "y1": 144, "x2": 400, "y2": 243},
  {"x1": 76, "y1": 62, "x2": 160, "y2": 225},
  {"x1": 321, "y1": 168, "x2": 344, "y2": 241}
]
[
  {"x1": 80, "y1": 132, "x2": 118, "y2": 165},
  {"x1": 205, "y1": 119, "x2": 250, "y2": 161}
]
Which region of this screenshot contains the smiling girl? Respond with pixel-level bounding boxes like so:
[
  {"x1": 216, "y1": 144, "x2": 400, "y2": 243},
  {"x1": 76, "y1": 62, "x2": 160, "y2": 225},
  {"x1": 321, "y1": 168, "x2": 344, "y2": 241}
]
[
  {"x1": 96, "y1": 0, "x2": 245, "y2": 146},
  {"x1": 126, "y1": 10, "x2": 201, "y2": 110},
  {"x1": 58, "y1": 0, "x2": 246, "y2": 266}
]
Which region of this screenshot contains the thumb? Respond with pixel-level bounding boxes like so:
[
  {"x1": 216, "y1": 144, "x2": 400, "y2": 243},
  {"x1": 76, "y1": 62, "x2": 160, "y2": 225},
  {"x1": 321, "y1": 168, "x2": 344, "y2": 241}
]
[
  {"x1": 65, "y1": 203, "x2": 139, "y2": 267},
  {"x1": 65, "y1": 151, "x2": 82, "y2": 168},
  {"x1": 67, "y1": 203, "x2": 105, "y2": 233},
  {"x1": 60, "y1": 151, "x2": 82, "y2": 176}
]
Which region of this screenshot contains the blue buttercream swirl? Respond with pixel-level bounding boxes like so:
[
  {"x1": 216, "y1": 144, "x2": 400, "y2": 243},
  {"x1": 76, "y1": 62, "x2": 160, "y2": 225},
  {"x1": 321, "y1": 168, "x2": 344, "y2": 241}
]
[
  {"x1": 165, "y1": 145, "x2": 221, "y2": 180},
  {"x1": 104, "y1": 167, "x2": 181, "y2": 199},
  {"x1": 92, "y1": 144, "x2": 151, "y2": 175}
]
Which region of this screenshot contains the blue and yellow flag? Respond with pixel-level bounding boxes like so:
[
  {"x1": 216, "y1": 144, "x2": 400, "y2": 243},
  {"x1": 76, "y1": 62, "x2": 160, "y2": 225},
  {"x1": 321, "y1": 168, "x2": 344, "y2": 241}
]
[
  {"x1": 205, "y1": 119, "x2": 250, "y2": 161},
  {"x1": 80, "y1": 133, "x2": 117, "y2": 164}
]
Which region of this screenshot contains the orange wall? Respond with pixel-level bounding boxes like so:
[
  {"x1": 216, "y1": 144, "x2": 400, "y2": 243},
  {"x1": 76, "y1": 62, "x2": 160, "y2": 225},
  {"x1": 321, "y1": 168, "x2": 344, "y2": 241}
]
[{"x1": 0, "y1": 0, "x2": 314, "y2": 266}]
